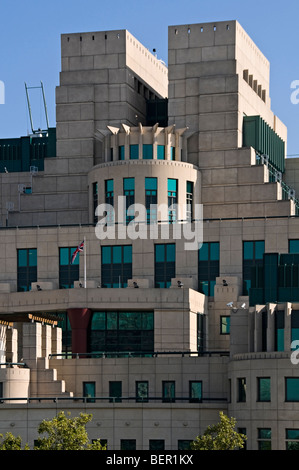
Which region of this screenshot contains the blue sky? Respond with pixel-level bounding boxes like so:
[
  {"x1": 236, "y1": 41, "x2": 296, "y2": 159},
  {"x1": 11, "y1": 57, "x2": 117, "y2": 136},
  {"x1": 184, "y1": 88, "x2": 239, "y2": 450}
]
[{"x1": 0, "y1": 0, "x2": 299, "y2": 156}]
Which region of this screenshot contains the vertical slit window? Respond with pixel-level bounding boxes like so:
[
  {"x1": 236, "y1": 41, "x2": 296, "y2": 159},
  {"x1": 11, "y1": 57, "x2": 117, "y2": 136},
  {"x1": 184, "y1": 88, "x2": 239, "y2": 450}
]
[
  {"x1": 168, "y1": 178, "x2": 178, "y2": 223},
  {"x1": 275, "y1": 311, "x2": 284, "y2": 351},
  {"x1": 145, "y1": 177, "x2": 157, "y2": 224},
  {"x1": 118, "y1": 145, "x2": 125, "y2": 160},
  {"x1": 93, "y1": 182, "x2": 98, "y2": 225},
  {"x1": 123, "y1": 177, "x2": 135, "y2": 225},
  {"x1": 186, "y1": 181, "x2": 193, "y2": 222},
  {"x1": 105, "y1": 179, "x2": 114, "y2": 225}
]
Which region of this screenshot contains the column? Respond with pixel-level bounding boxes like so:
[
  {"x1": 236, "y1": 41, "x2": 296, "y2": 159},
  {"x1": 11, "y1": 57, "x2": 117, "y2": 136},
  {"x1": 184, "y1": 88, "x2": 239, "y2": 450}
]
[{"x1": 67, "y1": 308, "x2": 92, "y2": 355}]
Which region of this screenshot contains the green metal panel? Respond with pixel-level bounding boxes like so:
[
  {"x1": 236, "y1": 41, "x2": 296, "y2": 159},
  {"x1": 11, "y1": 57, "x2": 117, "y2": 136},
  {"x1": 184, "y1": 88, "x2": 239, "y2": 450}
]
[{"x1": 243, "y1": 115, "x2": 285, "y2": 173}]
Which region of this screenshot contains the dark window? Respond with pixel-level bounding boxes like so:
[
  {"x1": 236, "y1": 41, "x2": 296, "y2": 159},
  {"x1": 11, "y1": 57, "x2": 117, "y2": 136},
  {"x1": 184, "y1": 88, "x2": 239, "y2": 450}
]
[
  {"x1": 189, "y1": 381, "x2": 202, "y2": 403},
  {"x1": 198, "y1": 242, "x2": 219, "y2": 296},
  {"x1": 54, "y1": 312, "x2": 71, "y2": 354},
  {"x1": 93, "y1": 182, "x2": 98, "y2": 224},
  {"x1": 83, "y1": 382, "x2": 95, "y2": 403},
  {"x1": 258, "y1": 428, "x2": 271, "y2": 450},
  {"x1": 145, "y1": 177, "x2": 157, "y2": 224},
  {"x1": 149, "y1": 440, "x2": 165, "y2": 450},
  {"x1": 275, "y1": 311, "x2": 284, "y2": 351},
  {"x1": 168, "y1": 178, "x2": 178, "y2": 223},
  {"x1": 101, "y1": 245, "x2": 132, "y2": 288},
  {"x1": 291, "y1": 310, "x2": 299, "y2": 348},
  {"x1": 162, "y1": 381, "x2": 175, "y2": 402},
  {"x1": 0, "y1": 382, "x2": 3, "y2": 398},
  {"x1": 105, "y1": 179, "x2": 114, "y2": 225},
  {"x1": 178, "y1": 440, "x2": 192, "y2": 450},
  {"x1": 109, "y1": 381, "x2": 122, "y2": 403},
  {"x1": 155, "y1": 243, "x2": 175, "y2": 288},
  {"x1": 17, "y1": 248, "x2": 37, "y2": 292},
  {"x1": 243, "y1": 241, "x2": 265, "y2": 295},
  {"x1": 136, "y1": 381, "x2": 149, "y2": 402},
  {"x1": 238, "y1": 378, "x2": 246, "y2": 402},
  {"x1": 186, "y1": 181, "x2": 193, "y2": 222},
  {"x1": 59, "y1": 247, "x2": 79, "y2": 289},
  {"x1": 220, "y1": 316, "x2": 230, "y2": 334},
  {"x1": 89, "y1": 311, "x2": 154, "y2": 354},
  {"x1": 121, "y1": 439, "x2": 136, "y2": 450},
  {"x1": 124, "y1": 178, "x2": 135, "y2": 224},
  {"x1": 257, "y1": 377, "x2": 271, "y2": 402},
  {"x1": 170, "y1": 147, "x2": 175, "y2": 161},
  {"x1": 286, "y1": 378, "x2": 299, "y2": 401},
  {"x1": 286, "y1": 429, "x2": 299, "y2": 450}
]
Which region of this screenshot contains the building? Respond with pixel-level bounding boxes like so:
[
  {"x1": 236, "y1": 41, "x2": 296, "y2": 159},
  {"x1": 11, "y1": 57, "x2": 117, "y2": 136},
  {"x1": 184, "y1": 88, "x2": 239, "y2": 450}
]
[{"x1": 0, "y1": 20, "x2": 299, "y2": 450}]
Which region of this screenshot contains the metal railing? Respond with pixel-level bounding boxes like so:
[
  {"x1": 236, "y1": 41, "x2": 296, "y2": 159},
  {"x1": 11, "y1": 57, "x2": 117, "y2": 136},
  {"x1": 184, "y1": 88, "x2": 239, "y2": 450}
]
[
  {"x1": 0, "y1": 395, "x2": 228, "y2": 405},
  {"x1": 48, "y1": 350, "x2": 230, "y2": 359}
]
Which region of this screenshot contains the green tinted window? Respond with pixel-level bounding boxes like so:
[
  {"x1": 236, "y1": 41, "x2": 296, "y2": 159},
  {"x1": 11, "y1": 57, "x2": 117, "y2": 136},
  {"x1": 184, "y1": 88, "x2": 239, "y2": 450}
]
[
  {"x1": 118, "y1": 145, "x2": 125, "y2": 160},
  {"x1": 123, "y1": 177, "x2": 135, "y2": 191},
  {"x1": 189, "y1": 381, "x2": 202, "y2": 402},
  {"x1": 220, "y1": 316, "x2": 230, "y2": 334},
  {"x1": 289, "y1": 240, "x2": 299, "y2": 253},
  {"x1": 286, "y1": 378, "x2": 299, "y2": 401},
  {"x1": 157, "y1": 145, "x2": 165, "y2": 160},
  {"x1": 130, "y1": 144, "x2": 139, "y2": 159},
  {"x1": 145, "y1": 177, "x2": 157, "y2": 191},
  {"x1": 143, "y1": 144, "x2": 153, "y2": 159},
  {"x1": 258, "y1": 377, "x2": 271, "y2": 401},
  {"x1": 101, "y1": 247, "x2": 111, "y2": 264}
]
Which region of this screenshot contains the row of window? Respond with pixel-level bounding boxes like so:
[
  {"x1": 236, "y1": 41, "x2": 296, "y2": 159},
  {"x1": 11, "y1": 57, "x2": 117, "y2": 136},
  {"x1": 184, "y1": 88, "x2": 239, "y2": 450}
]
[
  {"x1": 239, "y1": 428, "x2": 299, "y2": 451},
  {"x1": 93, "y1": 177, "x2": 194, "y2": 225},
  {"x1": 100, "y1": 429, "x2": 299, "y2": 450},
  {"x1": 114, "y1": 144, "x2": 176, "y2": 161},
  {"x1": 16, "y1": 239, "x2": 299, "y2": 295},
  {"x1": 82, "y1": 380, "x2": 203, "y2": 403},
  {"x1": 16, "y1": 242, "x2": 218, "y2": 292},
  {"x1": 235, "y1": 377, "x2": 299, "y2": 403}
]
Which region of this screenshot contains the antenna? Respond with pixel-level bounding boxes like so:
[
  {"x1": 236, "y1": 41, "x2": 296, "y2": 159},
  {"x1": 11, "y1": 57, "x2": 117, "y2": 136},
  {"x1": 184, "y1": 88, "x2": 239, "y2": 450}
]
[{"x1": 25, "y1": 81, "x2": 49, "y2": 135}]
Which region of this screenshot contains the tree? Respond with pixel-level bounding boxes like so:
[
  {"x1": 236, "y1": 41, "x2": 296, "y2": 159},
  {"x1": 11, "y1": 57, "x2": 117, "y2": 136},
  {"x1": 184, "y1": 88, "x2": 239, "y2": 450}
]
[
  {"x1": 191, "y1": 411, "x2": 246, "y2": 450},
  {"x1": 0, "y1": 432, "x2": 29, "y2": 450},
  {"x1": 34, "y1": 411, "x2": 106, "y2": 450}
]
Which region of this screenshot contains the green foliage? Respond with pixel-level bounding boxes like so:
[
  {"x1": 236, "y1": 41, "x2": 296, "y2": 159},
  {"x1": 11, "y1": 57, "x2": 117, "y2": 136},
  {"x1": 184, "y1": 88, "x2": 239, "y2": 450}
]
[
  {"x1": 0, "y1": 432, "x2": 29, "y2": 450},
  {"x1": 34, "y1": 411, "x2": 106, "y2": 450},
  {"x1": 191, "y1": 411, "x2": 247, "y2": 451}
]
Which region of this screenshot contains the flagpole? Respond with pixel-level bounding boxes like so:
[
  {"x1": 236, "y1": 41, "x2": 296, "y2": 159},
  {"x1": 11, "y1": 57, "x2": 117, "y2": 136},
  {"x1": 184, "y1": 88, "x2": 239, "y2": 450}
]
[{"x1": 84, "y1": 236, "x2": 86, "y2": 288}]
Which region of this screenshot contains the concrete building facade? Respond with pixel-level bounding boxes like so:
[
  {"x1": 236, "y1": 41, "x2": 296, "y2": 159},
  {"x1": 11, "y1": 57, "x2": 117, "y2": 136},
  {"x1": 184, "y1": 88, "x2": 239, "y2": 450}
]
[{"x1": 0, "y1": 20, "x2": 299, "y2": 450}]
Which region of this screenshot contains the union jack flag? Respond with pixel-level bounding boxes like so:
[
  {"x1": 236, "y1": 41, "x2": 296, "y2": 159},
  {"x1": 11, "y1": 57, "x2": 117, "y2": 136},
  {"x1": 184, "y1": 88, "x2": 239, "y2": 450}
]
[{"x1": 71, "y1": 240, "x2": 84, "y2": 264}]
